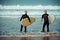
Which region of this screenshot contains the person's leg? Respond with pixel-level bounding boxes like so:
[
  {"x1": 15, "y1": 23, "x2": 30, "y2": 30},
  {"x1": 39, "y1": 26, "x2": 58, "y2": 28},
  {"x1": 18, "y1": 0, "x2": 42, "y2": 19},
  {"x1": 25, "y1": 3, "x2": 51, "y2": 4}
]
[
  {"x1": 41, "y1": 23, "x2": 46, "y2": 32},
  {"x1": 20, "y1": 25, "x2": 23, "y2": 32},
  {"x1": 47, "y1": 23, "x2": 49, "y2": 32},
  {"x1": 24, "y1": 26, "x2": 27, "y2": 32}
]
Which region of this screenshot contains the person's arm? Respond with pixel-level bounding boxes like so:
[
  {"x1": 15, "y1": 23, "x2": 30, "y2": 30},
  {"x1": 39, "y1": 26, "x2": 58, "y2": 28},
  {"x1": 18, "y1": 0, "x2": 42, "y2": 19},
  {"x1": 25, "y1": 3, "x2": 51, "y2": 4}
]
[
  {"x1": 41, "y1": 15, "x2": 43, "y2": 22},
  {"x1": 47, "y1": 14, "x2": 49, "y2": 16},
  {"x1": 42, "y1": 15, "x2": 43, "y2": 19},
  {"x1": 20, "y1": 16, "x2": 23, "y2": 21},
  {"x1": 27, "y1": 15, "x2": 31, "y2": 22}
]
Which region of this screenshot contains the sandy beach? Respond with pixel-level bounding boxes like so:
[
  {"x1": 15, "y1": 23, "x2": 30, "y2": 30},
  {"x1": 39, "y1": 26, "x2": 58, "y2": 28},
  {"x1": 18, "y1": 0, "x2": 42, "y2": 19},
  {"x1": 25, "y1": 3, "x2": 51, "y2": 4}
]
[
  {"x1": 0, "y1": 36, "x2": 60, "y2": 40},
  {"x1": 0, "y1": 33, "x2": 60, "y2": 40}
]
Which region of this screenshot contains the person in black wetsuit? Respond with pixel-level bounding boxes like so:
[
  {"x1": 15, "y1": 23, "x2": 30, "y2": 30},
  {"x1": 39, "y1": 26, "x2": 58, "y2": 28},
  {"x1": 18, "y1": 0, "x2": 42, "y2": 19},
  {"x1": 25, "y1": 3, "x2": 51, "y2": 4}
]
[
  {"x1": 20, "y1": 10, "x2": 31, "y2": 32},
  {"x1": 41, "y1": 10, "x2": 49, "y2": 32}
]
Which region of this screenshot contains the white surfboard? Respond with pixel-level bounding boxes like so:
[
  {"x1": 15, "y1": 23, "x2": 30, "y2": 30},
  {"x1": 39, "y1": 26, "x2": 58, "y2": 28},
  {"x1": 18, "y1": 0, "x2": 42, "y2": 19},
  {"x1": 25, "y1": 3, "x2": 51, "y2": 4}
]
[
  {"x1": 48, "y1": 14, "x2": 55, "y2": 24},
  {"x1": 40, "y1": 14, "x2": 55, "y2": 24}
]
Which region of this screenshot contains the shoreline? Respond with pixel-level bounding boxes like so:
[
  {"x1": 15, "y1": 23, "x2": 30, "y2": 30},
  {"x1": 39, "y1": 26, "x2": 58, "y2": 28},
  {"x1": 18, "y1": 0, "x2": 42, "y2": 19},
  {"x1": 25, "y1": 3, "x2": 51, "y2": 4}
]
[{"x1": 0, "y1": 33, "x2": 60, "y2": 37}]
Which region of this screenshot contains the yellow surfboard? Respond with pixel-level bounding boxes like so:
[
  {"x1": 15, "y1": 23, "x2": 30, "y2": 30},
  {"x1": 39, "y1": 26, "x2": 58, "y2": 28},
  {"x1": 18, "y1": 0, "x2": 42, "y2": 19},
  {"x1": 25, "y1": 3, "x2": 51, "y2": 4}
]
[{"x1": 20, "y1": 17, "x2": 35, "y2": 26}]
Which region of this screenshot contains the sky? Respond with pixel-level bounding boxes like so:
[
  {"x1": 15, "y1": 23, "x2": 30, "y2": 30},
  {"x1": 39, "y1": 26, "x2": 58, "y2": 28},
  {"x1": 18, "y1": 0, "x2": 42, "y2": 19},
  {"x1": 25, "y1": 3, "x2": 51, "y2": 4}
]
[{"x1": 0, "y1": 0, "x2": 60, "y2": 10}]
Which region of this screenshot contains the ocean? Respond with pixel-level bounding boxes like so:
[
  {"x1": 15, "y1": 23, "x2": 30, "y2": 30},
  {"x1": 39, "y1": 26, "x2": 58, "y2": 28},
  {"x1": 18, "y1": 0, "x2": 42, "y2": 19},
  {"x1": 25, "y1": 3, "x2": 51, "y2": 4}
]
[{"x1": 0, "y1": 10, "x2": 60, "y2": 34}]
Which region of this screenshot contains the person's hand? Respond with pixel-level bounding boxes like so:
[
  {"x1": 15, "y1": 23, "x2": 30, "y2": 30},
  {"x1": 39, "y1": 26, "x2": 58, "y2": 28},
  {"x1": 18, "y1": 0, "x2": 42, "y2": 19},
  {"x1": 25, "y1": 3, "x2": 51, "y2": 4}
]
[
  {"x1": 30, "y1": 21, "x2": 31, "y2": 23},
  {"x1": 29, "y1": 21, "x2": 31, "y2": 25},
  {"x1": 41, "y1": 18, "x2": 42, "y2": 22},
  {"x1": 40, "y1": 18, "x2": 43, "y2": 24}
]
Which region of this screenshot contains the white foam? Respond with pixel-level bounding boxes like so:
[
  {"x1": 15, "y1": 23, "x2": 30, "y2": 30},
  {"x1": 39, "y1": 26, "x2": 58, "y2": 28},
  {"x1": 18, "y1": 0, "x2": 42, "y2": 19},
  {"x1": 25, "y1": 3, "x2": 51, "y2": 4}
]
[
  {"x1": 0, "y1": 5, "x2": 60, "y2": 10},
  {"x1": 0, "y1": 33, "x2": 60, "y2": 37}
]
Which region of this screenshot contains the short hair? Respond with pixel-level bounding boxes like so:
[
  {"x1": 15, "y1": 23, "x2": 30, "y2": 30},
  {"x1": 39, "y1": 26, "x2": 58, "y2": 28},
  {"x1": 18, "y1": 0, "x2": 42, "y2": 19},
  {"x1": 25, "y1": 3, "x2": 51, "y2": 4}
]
[{"x1": 44, "y1": 10, "x2": 47, "y2": 12}]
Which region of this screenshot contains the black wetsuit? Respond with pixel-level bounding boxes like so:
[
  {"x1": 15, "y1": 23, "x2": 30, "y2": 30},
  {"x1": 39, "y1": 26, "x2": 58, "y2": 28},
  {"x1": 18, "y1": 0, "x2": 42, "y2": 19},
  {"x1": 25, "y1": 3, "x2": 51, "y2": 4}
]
[
  {"x1": 20, "y1": 14, "x2": 31, "y2": 32},
  {"x1": 42, "y1": 14, "x2": 49, "y2": 32}
]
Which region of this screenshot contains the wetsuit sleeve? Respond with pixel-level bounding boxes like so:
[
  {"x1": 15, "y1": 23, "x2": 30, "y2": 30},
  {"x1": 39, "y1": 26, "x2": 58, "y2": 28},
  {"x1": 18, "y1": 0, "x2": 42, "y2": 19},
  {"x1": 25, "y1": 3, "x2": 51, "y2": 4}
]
[
  {"x1": 48, "y1": 14, "x2": 49, "y2": 16},
  {"x1": 42, "y1": 15, "x2": 44, "y2": 19},
  {"x1": 20, "y1": 16, "x2": 23, "y2": 21},
  {"x1": 27, "y1": 15, "x2": 31, "y2": 22}
]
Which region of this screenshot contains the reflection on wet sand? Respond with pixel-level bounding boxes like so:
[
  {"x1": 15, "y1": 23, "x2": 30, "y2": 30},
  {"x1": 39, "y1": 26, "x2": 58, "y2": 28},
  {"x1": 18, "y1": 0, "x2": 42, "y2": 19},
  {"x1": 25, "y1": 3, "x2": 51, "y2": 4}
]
[
  {"x1": 20, "y1": 37, "x2": 50, "y2": 40},
  {"x1": 43, "y1": 37, "x2": 50, "y2": 40},
  {"x1": 20, "y1": 37, "x2": 31, "y2": 40}
]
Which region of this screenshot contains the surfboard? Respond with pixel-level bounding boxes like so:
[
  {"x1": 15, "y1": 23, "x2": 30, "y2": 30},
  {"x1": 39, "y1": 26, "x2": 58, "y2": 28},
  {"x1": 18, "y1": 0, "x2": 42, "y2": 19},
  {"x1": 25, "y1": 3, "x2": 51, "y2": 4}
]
[
  {"x1": 48, "y1": 14, "x2": 55, "y2": 24},
  {"x1": 20, "y1": 17, "x2": 35, "y2": 26},
  {"x1": 40, "y1": 14, "x2": 55, "y2": 24}
]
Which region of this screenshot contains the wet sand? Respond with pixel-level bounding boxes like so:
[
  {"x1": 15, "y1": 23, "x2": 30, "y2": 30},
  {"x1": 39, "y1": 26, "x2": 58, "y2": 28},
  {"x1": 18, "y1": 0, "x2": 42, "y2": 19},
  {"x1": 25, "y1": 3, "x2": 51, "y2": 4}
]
[
  {"x1": 0, "y1": 33, "x2": 60, "y2": 40},
  {"x1": 0, "y1": 36, "x2": 60, "y2": 40}
]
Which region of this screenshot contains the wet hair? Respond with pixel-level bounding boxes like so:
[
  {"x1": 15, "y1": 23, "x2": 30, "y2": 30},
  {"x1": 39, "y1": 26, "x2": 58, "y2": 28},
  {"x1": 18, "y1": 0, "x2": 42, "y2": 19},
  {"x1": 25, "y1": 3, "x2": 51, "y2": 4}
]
[
  {"x1": 25, "y1": 10, "x2": 27, "y2": 14},
  {"x1": 44, "y1": 10, "x2": 47, "y2": 12}
]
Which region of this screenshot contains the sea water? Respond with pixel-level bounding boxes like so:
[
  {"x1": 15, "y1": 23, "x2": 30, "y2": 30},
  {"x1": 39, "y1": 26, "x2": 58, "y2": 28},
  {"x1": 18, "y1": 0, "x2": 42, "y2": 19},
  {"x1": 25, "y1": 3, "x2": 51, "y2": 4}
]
[{"x1": 0, "y1": 10, "x2": 60, "y2": 34}]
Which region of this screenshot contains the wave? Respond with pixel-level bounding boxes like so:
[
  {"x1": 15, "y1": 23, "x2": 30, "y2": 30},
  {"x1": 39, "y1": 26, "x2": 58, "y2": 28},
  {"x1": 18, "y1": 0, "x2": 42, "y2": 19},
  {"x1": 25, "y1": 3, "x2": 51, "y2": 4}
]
[
  {"x1": 0, "y1": 5, "x2": 60, "y2": 10},
  {"x1": 0, "y1": 15, "x2": 60, "y2": 18}
]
